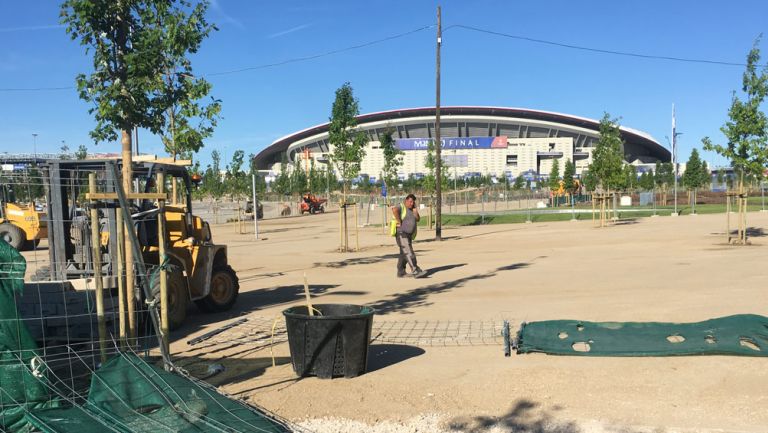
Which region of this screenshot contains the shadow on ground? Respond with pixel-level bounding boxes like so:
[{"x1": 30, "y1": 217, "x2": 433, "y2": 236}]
[
  {"x1": 367, "y1": 344, "x2": 425, "y2": 373},
  {"x1": 369, "y1": 263, "x2": 530, "y2": 314},
  {"x1": 422, "y1": 263, "x2": 466, "y2": 277},
  {"x1": 447, "y1": 400, "x2": 579, "y2": 433},
  {"x1": 175, "y1": 355, "x2": 293, "y2": 387},
  {"x1": 447, "y1": 399, "x2": 652, "y2": 433},
  {"x1": 314, "y1": 253, "x2": 399, "y2": 269}
]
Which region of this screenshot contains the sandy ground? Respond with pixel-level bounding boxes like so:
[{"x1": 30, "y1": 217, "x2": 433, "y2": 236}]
[{"x1": 25, "y1": 210, "x2": 768, "y2": 432}]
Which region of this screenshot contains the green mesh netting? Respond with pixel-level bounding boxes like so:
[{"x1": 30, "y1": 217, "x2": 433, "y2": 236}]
[
  {"x1": 516, "y1": 314, "x2": 768, "y2": 356},
  {"x1": 25, "y1": 354, "x2": 290, "y2": 432},
  {"x1": 0, "y1": 239, "x2": 57, "y2": 432},
  {"x1": 0, "y1": 238, "x2": 290, "y2": 432}
]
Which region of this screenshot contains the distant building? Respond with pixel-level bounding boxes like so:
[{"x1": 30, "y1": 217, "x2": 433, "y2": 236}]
[{"x1": 254, "y1": 106, "x2": 670, "y2": 181}]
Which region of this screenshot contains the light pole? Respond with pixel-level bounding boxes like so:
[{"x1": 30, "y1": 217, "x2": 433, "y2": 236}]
[{"x1": 32, "y1": 133, "x2": 38, "y2": 160}]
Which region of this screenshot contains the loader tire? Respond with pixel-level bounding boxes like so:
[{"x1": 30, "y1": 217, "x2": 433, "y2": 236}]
[
  {"x1": 0, "y1": 223, "x2": 25, "y2": 251},
  {"x1": 195, "y1": 265, "x2": 239, "y2": 313},
  {"x1": 150, "y1": 265, "x2": 189, "y2": 331}
]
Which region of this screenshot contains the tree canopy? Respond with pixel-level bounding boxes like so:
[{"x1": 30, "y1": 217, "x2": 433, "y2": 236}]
[
  {"x1": 328, "y1": 82, "x2": 367, "y2": 198},
  {"x1": 61, "y1": 0, "x2": 219, "y2": 150},
  {"x1": 589, "y1": 113, "x2": 625, "y2": 192}
]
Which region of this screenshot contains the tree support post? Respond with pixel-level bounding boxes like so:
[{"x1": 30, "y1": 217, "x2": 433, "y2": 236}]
[
  {"x1": 88, "y1": 173, "x2": 108, "y2": 363},
  {"x1": 157, "y1": 172, "x2": 170, "y2": 355}
]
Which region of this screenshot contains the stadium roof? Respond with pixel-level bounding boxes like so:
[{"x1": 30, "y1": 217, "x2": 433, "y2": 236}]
[{"x1": 254, "y1": 106, "x2": 669, "y2": 168}]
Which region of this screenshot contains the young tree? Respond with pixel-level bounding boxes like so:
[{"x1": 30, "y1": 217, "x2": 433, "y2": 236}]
[
  {"x1": 590, "y1": 113, "x2": 626, "y2": 193},
  {"x1": 225, "y1": 150, "x2": 250, "y2": 203},
  {"x1": 513, "y1": 175, "x2": 526, "y2": 190},
  {"x1": 655, "y1": 162, "x2": 674, "y2": 205},
  {"x1": 563, "y1": 158, "x2": 576, "y2": 203},
  {"x1": 622, "y1": 164, "x2": 638, "y2": 193},
  {"x1": 200, "y1": 149, "x2": 224, "y2": 201},
  {"x1": 702, "y1": 40, "x2": 768, "y2": 243},
  {"x1": 75, "y1": 144, "x2": 88, "y2": 160},
  {"x1": 639, "y1": 169, "x2": 655, "y2": 191},
  {"x1": 329, "y1": 82, "x2": 367, "y2": 202},
  {"x1": 290, "y1": 160, "x2": 308, "y2": 195},
  {"x1": 548, "y1": 159, "x2": 561, "y2": 206},
  {"x1": 700, "y1": 161, "x2": 710, "y2": 191},
  {"x1": 272, "y1": 155, "x2": 292, "y2": 196},
  {"x1": 682, "y1": 148, "x2": 705, "y2": 213},
  {"x1": 379, "y1": 127, "x2": 403, "y2": 195},
  {"x1": 61, "y1": 0, "x2": 219, "y2": 188}
]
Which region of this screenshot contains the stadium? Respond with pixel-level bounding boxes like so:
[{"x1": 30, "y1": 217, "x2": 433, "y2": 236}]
[{"x1": 253, "y1": 106, "x2": 670, "y2": 182}]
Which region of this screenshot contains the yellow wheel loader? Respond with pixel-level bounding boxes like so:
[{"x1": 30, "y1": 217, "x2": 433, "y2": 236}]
[{"x1": 0, "y1": 184, "x2": 47, "y2": 250}]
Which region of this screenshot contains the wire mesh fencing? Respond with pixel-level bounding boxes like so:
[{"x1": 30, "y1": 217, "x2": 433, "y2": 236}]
[{"x1": 1, "y1": 160, "x2": 297, "y2": 432}]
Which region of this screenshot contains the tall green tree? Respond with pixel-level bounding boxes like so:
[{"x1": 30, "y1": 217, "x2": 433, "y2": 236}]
[
  {"x1": 682, "y1": 148, "x2": 705, "y2": 213},
  {"x1": 562, "y1": 158, "x2": 576, "y2": 193},
  {"x1": 548, "y1": 159, "x2": 561, "y2": 191},
  {"x1": 379, "y1": 127, "x2": 402, "y2": 194},
  {"x1": 702, "y1": 40, "x2": 768, "y2": 243},
  {"x1": 61, "y1": 0, "x2": 219, "y2": 181},
  {"x1": 589, "y1": 113, "x2": 626, "y2": 193},
  {"x1": 329, "y1": 82, "x2": 367, "y2": 201}
]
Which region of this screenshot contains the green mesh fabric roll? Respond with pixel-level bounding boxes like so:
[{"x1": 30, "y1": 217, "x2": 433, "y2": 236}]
[
  {"x1": 0, "y1": 239, "x2": 57, "y2": 432},
  {"x1": 517, "y1": 314, "x2": 768, "y2": 357}
]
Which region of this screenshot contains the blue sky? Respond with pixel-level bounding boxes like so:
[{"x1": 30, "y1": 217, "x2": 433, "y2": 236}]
[{"x1": 1, "y1": 0, "x2": 767, "y2": 169}]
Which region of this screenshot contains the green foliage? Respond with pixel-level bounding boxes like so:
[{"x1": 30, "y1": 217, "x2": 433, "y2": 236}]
[
  {"x1": 702, "y1": 39, "x2": 768, "y2": 187},
  {"x1": 548, "y1": 159, "x2": 560, "y2": 191},
  {"x1": 61, "y1": 0, "x2": 219, "y2": 147},
  {"x1": 224, "y1": 150, "x2": 250, "y2": 201},
  {"x1": 654, "y1": 162, "x2": 674, "y2": 190},
  {"x1": 75, "y1": 144, "x2": 88, "y2": 160},
  {"x1": 328, "y1": 82, "x2": 367, "y2": 197},
  {"x1": 622, "y1": 164, "x2": 638, "y2": 192},
  {"x1": 682, "y1": 148, "x2": 707, "y2": 190},
  {"x1": 581, "y1": 170, "x2": 597, "y2": 192},
  {"x1": 423, "y1": 139, "x2": 449, "y2": 196},
  {"x1": 290, "y1": 160, "x2": 308, "y2": 195},
  {"x1": 271, "y1": 154, "x2": 292, "y2": 196},
  {"x1": 513, "y1": 175, "x2": 525, "y2": 190},
  {"x1": 199, "y1": 149, "x2": 224, "y2": 200},
  {"x1": 379, "y1": 127, "x2": 402, "y2": 190},
  {"x1": 562, "y1": 159, "x2": 575, "y2": 192},
  {"x1": 639, "y1": 169, "x2": 655, "y2": 191},
  {"x1": 589, "y1": 113, "x2": 625, "y2": 191}
]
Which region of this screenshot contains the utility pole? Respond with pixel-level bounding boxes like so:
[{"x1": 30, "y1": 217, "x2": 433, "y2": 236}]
[
  {"x1": 672, "y1": 104, "x2": 681, "y2": 216},
  {"x1": 434, "y1": 5, "x2": 442, "y2": 241}
]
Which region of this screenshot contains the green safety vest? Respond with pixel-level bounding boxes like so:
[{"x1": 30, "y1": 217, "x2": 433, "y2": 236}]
[{"x1": 390, "y1": 203, "x2": 417, "y2": 239}]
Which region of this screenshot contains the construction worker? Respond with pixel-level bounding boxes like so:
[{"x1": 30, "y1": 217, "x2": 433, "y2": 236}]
[{"x1": 391, "y1": 194, "x2": 425, "y2": 278}]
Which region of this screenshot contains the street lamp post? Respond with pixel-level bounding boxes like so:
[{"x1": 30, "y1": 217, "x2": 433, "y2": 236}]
[{"x1": 32, "y1": 133, "x2": 38, "y2": 160}]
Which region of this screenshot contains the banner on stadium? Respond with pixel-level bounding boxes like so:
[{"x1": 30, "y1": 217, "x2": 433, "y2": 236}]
[{"x1": 396, "y1": 136, "x2": 507, "y2": 151}]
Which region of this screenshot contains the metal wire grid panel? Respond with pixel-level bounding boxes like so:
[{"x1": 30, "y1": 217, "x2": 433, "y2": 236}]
[
  {"x1": 186, "y1": 315, "x2": 510, "y2": 352},
  {"x1": 0, "y1": 164, "x2": 298, "y2": 432}
]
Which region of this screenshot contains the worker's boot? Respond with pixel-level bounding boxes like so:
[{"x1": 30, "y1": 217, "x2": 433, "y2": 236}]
[{"x1": 411, "y1": 267, "x2": 426, "y2": 278}]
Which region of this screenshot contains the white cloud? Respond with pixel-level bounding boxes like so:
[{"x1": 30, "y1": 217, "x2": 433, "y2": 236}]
[
  {"x1": 267, "y1": 24, "x2": 311, "y2": 39},
  {"x1": 0, "y1": 25, "x2": 64, "y2": 33}
]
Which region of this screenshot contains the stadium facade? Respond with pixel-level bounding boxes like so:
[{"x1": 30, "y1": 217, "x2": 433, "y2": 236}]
[{"x1": 253, "y1": 106, "x2": 670, "y2": 182}]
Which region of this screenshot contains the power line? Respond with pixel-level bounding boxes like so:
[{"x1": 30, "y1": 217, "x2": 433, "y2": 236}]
[
  {"x1": 0, "y1": 25, "x2": 435, "y2": 92},
  {"x1": 206, "y1": 25, "x2": 435, "y2": 76},
  {"x1": 448, "y1": 24, "x2": 763, "y2": 68},
  {"x1": 1, "y1": 22, "x2": 764, "y2": 93}
]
